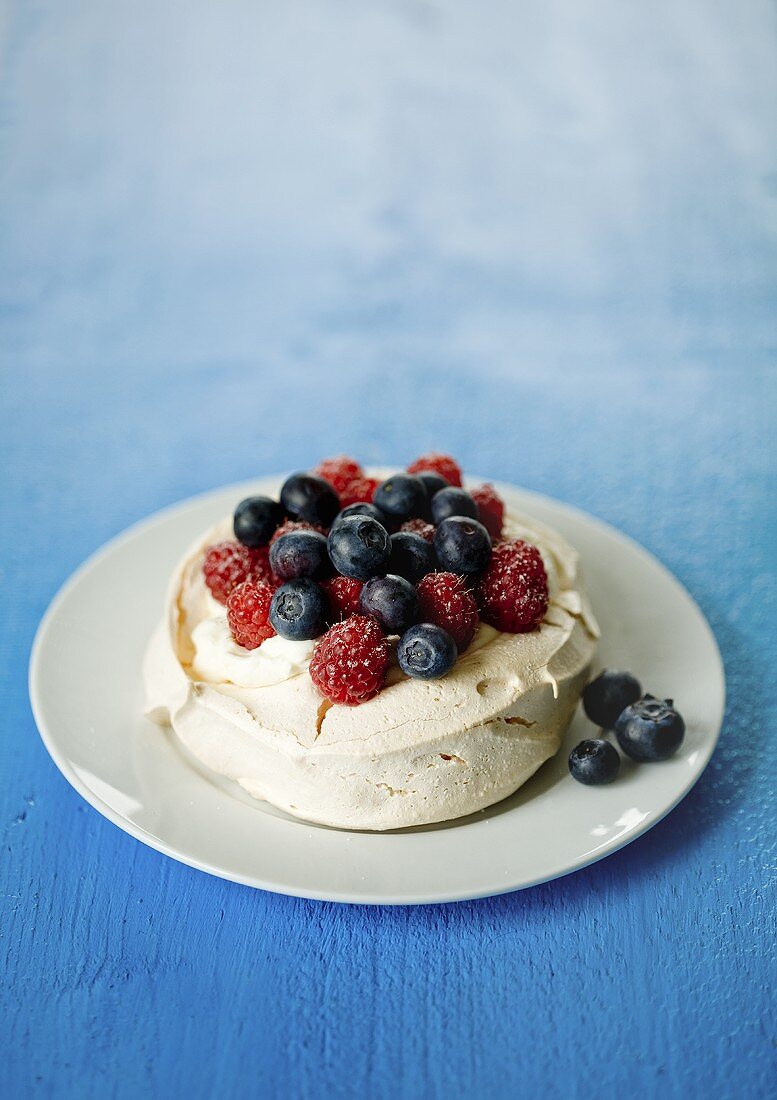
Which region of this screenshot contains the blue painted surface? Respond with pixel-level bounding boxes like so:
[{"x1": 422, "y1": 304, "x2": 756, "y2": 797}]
[{"x1": 2, "y1": 2, "x2": 776, "y2": 1096}]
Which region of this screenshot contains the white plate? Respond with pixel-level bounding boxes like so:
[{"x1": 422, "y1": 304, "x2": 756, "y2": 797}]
[{"x1": 29, "y1": 476, "x2": 724, "y2": 905}]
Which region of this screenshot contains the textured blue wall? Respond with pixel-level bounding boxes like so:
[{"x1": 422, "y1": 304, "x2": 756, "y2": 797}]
[{"x1": 1, "y1": 2, "x2": 775, "y2": 1097}]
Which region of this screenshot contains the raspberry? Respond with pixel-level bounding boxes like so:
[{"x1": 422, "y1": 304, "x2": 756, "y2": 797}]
[
  {"x1": 475, "y1": 539, "x2": 549, "y2": 633},
  {"x1": 320, "y1": 576, "x2": 364, "y2": 621},
  {"x1": 471, "y1": 483, "x2": 504, "y2": 539},
  {"x1": 400, "y1": 518, "x2": 435, "y2": 543},
  {"x1": 202, "y1": 541, "x2": 274, "y2": 604},
  {"x1": 407, "y1": 452, "x2": 463, "y2": 487},
  {"x1": 309, "y1": 615, "x2": 389, "y2": 706},
  {"x1": 339, "y1": 476, "x2": 379, "y2": 507},
  {"x1": 269, "y1": 519, "x2": 326, "y2": 546},
  {"x1": 416, "y1": 572, "x2": 479, "y2": 652},
  {"x1": 313, "y1": 455, "x2": 363, "y2": 495},
  {"x1": 226, "y1": 581, "x2": 276, "y2": 649}
]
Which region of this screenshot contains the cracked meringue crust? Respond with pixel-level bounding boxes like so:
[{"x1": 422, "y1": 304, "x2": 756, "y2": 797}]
[{"x1": 144, "y1": 505, "x2": 598, "y2": 831}]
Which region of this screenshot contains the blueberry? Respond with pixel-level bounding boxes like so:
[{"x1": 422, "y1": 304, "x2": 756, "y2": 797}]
[
  {"x1": 397, "y1": 623, "x2": 457, "y2": 680},
  {"x1": 414, "y1": 470, "x2": 450, "y2": 519},
  {"x1": 280, "y1": 473, "x2": 340, "y2": 526},
  {"x1": 430, "y1": 486, "x2": 478, "y2": 525},
  {"x1": 233, "y1": 495, "x2": 283, "y2": 548},
  {"x1": 582, "y1": 670, "x2": 642, "y2": 729},
  {"x1": 373, "y1": 474, "x2": 427, "y2": 521},
  {"x1": 333, "y1": 502, "x2": 387, "y2": 526},
  {"x1": 270, "y1": 579, "x2": 328, "y2": 640},
  {"x1": 269, "y1": 530, "x2": 330, "y2": 580},
  {"x1": 360, "y1": 575, "x2": 419, "y2": 634},
  {"x1": 433, "y1": 516, "x2": 492, "y2": 575},
  {"x1": 327, "y1": 515, "x2": 391, "y2": 579},
  {"x1": 388, "y1": 531, "x2": 436, "y2": 582},
  {"x1": 568, "y1": 739, "x2": 621, "y2": 785},
  {"x1": 615, "y1": 696, "x2": 685, "y2": 762}
]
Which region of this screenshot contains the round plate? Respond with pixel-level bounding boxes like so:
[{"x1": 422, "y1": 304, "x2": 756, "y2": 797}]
[{"x1": 29, "y1": 476, "x2": 724, "y2": 904}]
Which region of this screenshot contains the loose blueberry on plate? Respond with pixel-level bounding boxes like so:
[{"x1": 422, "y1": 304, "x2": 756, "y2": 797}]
[
  {"x1": 233, "y1": 496, "x2": 284, "y2": 548},
  {"x1": 334, "y1": 502, "x2": 387, "y2": 526},
  {"x1": 360, "y1": 575, "x2": 419, "y2": 634},
  {"x1": 430, "y1": 486, "x2": 479, "y2": 525},
  {"x1": 434, "y1": 516, "x2": 492, "y2": 575},
  {"x1": 269, "y1": 530, "x2": 330, "y2": 580},
  {"x1": 373, "y1": 474, "x2": 427, "y2": 521},
  {"x1": 568, "y1": 739, "x2": 621, "y2": 785},
  {"x1": 280, "y1": 473, "x2": 340, "y2": 526},
  {"x1": 615, "y1": 696, "x2": 685, "y2": 762},
  {"x1": 327, "y1": 515, "x2": 391, "y2": 579},
  {"x1": 397, "y1": 623, "x2": 457, "y2": 680},
  {"x1": 582, "y1": 669, "x2": 642, "y2": 729},
  {"x1": 387, "y1": 531, "x2": 436, "y2": 582},
  {"x1": 270, "y1": 578, "x2": 328, "y2": 640}
]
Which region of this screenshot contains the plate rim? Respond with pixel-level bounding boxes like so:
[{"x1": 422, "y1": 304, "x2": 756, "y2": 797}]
[{"x1": 28, "y1": 476, "x2": 726, "y2": 905}]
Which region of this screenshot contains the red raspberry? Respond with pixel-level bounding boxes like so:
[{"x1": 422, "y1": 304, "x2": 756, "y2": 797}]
[
  {"x1": 320, "y1": 576, "x2": 364, "y2": 621},
  {"x1": 202, "y1": 541, "x2": 274, "y2": 604},
  {"x1": 339, "y1": 476, "x2": 380, "y2": 507},
  {"x1": 269, "y1": 519, "x2": 327, "y2": 546},
  {"x1": 416, "y1": 572, "x2": 479, "y2": 652},
  {"x1": 471, "y1": 483, "x2": 504, "y2": 539},
  {"x1": 407, "y1": 452, "x2": 463, "y2": 487},
  {"x1": 313, "y1": 455, "x2": 363, "y2": 495},
  {"x1": 226, "y1": 580, "x2": 276, "y2": 650},
  {"x1": 400, "y1": 518, "x2": 435, "y2": 543},
  {"x1": 309, "y1": 615, "x2": 389, "y2": 706},
  {"x1": 475, "y1": 539, "x2": 549, "y2": 633}
]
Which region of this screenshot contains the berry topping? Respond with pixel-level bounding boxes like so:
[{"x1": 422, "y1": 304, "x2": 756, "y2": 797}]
[
  {"x1": 471, "y1": 484, "x2": 504, "y2": 540},
  {"x1": 280, "y1": 473, "x2": 340, "y2": 526},
  {"x1": 582, "y1": 670, "x2": 642, "y2": 729},
  {"x1": 475, "y1": 539, "x2": 548, "y2": 632},
  {"x1": 397, "y1": 623, "x2": 457, "y2": 680},
  {"x1": 407, "y1": 452, "x2": 463, "y2": 487},
  {"x1": 309, "y1": 615, "x2": 390, "y2": 706},
  {"x1": 388, "y1": 531, "x2": 437, "y2": 583},
  {"x1": 202, "y1": 541, "x2": 274, "y2": 604},
  {"x1": 339, "y1": 476, "x2": 380, "y2": 508},
  {"x1": 615, "y1": 696, "x2": 685, "y2": 762},
  {"x1": 269, "y1": 579, "x2": 328, "y2": 641},
  {"x1": 269, "y1": 530, "x2": 330, "y2": 580},
  {"x1": 414, "y1": 470, "x2": 450, "y2": 498},
  {"x1": 430, "y1": 486, "x2": 478, "y2": 525},
  {"x1": 359, "y1": 574, "x2": 419, "y2": 634},
  {"x1": 434, "y1": 516, "x2": 492, "y2": 576},
  {"x1": 400, "y1": 518, "x2": 435, "y2": 543},
  {"x1": 313, "y1": 456, "x2": 363, "y2": 495},
  {"x1": 233, "y1": 495, "x2": 284, "y2": 548},
  {"x1": 335, "y1": 502, "x2": 387, "y2": 526},
  {"x1": 327, "y1": 515, "x2": 391, "y2": 580},
  {"x1": 568, "y1": 739, "x2": 621, "y2": 785},
  {"x1": 373, "y1": 474, "x2": 427, "y2": 521},
  {"x1": 226, "y1": 581, "x2": 276, "y2": 650},
  {"x1": 416, "y1": 572, "x2": 479, "y2": 652},
  {"x1": 269, "y1": 519, "x2": 326, "y2": 546},
  {"x1": 320, "y1": 576, "x2": 364, "y2": 621}
]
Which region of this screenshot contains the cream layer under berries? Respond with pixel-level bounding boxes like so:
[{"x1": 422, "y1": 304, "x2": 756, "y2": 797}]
[{"x1": 144, "y1": 454, "x2": 599, "y2": 830}]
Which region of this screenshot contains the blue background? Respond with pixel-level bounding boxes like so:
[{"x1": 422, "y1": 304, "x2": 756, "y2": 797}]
[{"x1": 2, "y1": 2, "x2": 776, "y2": 1097}]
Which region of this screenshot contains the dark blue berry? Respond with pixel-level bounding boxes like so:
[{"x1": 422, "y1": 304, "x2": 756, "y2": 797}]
[
  {"x1": 582, "y1": 670, "x2": 642, "y2": 729},
  {"x1": 397, "y1": 623, "x2": 457, "y2": 680},
  {"x1": 414, "y1": 470, "x2": 450, "y2": 519},
  {"x1": 568, "y1": 739, "x2": 621, "y2": 785},
  {"x1": 433, "y1": 516, "x2": 492, "y2": 575},
  {"x1": 269, "y1": 530, "x2": 330, "y2": 580},
  {"x1": 280, "y1": 473, "x2": 340, "y2": 526},
  {"x1": 233, "y1": 495, "x2": 283, "y2": 548},
  {"x1": 360, "y1": 575, "x2": 419, "y2": 634},
  {"x1": 373, "y1": 474, "x2": 427, "y2": 521},
  {"x1": 269, "y1": 579, "x2": 328, "y2": 640},
  {"x1": 327, "y1": 515, "x2": 391, "y2": 580},
  {"x1": 388, "y1": 531, "x2": 436, "y2": 582},
  {"x1": 615, "y1": 696, "x2": 685, "y2": 762},
  {"x1": 334, "y1": 502, "x2": 387, "y2": 526},
  {"x1": 430, "y1": 486, "x2": 478, "y2": 525}
]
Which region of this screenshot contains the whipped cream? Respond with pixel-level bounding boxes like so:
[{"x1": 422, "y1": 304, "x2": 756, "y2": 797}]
[{"x1": 144, "y1": 483, "x2": 598, "y2": 830}]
